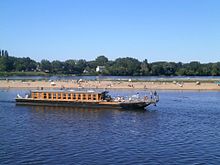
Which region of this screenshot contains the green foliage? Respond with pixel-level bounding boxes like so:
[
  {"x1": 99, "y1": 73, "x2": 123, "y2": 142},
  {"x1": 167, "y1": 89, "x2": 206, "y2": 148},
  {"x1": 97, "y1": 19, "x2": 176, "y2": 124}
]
[
  {"x1": 63, "y1": 60, "x2": 76, "y2": 74},
  {"x1": 109, "y1": 57, "x2": 141, "y2": 76},
  {"x1": 41, "y1": 59, "x2": 51, "y2": 72},
  {"x1": 75, "y1": 59, "x2": 87, "y2": 74},
  {"x1": 95, "y1": 55, "x2": 108, "y2": 66},
  {"x1": 0, "y1": 71, "x2": 47, "y2": 76},
  {"x1": 140, "y1": 59, "x2": 150, "y2": 75},
  {"x1": 1, "y1": 49, "x2": 220, "y2": 76},
  {"x1": 51, "y1": 60, "x2": 63, "y2": 73},
  {"x1": 14, "y1": 57, "x2": 37, "y2": 71}
]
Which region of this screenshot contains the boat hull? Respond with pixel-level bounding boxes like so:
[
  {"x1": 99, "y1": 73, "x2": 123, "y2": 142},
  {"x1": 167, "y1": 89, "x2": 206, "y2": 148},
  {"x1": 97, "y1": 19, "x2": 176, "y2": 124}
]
[{"x1": 15, "y1": 98, "x2": 152, "y2": 110}]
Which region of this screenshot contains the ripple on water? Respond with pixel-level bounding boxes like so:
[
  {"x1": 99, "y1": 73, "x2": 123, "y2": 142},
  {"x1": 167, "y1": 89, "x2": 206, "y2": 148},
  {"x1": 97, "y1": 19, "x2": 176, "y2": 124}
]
[{"x1": 1, "y1": 90, "x2": 220, "y2": 164}]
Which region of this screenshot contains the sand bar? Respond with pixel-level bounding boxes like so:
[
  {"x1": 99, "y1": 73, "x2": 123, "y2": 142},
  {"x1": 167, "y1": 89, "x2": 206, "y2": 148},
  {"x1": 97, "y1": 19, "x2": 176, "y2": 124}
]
[{"x1": 1, "y1": 79, "x2": 220, "y2": 91}]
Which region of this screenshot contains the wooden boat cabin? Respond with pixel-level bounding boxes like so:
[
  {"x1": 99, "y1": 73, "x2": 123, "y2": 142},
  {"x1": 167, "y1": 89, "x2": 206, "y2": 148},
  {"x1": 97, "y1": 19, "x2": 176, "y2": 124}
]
[{"x1": 30, "y1": 90, "x2": 105, "y2": 102}]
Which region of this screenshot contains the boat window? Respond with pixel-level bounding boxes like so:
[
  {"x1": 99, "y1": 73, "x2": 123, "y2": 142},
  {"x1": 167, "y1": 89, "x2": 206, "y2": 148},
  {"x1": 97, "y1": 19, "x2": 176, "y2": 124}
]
[
  {"x1": 63, "y1": 93, "x2": 66, "y2": 99},
  {"x1": 68, "y1": 94, "x2": 71, "y2": 99},
  {"x1": 43, "y1": 93, "x2": 47, "y2": 99},
  {"x1": 32, "y1": 93, "x2": 36, "y2": 98},
  {"x1": 48, "y1": 93, "x2": 52, "y2": 99},
  {"x1": 83, "y1": 94, "x2": 86, "y2": 100},
  {"x1": 88, "y1": 94, "x2": 91, "y2": 100},
  {"x1": 93, "y1": 95, "x2": 96, "y2": 100},
  {"x1": 58, "y1": 93, "x2": 61, "y2": 99}
]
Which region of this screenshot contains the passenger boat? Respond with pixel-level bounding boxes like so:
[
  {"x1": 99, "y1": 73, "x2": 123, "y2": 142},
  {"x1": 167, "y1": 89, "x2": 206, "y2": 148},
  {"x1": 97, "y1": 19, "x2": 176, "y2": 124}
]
[{"x1": 15, "y1": 89, "x2": 159, "y2": 110}]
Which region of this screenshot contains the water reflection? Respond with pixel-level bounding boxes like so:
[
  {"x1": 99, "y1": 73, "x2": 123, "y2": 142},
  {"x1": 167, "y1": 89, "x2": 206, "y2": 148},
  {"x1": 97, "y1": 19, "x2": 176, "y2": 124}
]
[
  {"x1": 31, "y1": 105, "x2": 101, "y2": 112},
  {"x1": 16, "y1": 104, "x2": 148, "y2": 113}
]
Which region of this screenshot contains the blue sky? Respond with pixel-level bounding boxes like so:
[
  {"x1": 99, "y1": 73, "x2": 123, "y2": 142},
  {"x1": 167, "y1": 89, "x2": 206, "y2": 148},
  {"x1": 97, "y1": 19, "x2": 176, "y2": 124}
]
[{"x1": 1, "y1": 0, "x2": 220, "y2": 62}]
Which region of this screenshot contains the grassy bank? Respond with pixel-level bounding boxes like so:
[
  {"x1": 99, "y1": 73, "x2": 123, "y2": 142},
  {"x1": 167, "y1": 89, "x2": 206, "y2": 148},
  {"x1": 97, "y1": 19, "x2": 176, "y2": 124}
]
[{"x1": 0, "y1": 72, "x2": 48, "y2": 77}]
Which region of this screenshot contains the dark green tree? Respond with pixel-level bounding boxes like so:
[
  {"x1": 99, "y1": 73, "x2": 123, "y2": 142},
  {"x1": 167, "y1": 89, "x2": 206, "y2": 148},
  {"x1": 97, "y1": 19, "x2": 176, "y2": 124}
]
[
  {"x1": 4, "y1": 50, "x2": 9, "y2": 57},
  {"x1": 63, "y1": 60, "x2": 76, "y2": 74},
  {"x1": 140, "y1": 59, "x2": 150, "y2": 75},
  {"x1": 211, "y1": 63, "x2": 220, "y2": 76},
  {"x1": 1, "y1": 50, "x2": 5, "y2": 56},
  {"x1": 109, "y1": 57, "x2": 140, "y2": 76},
  {"x1": 40, "y1": 59, "x2": 51, "y2": 72},
  {"x1": 95, "y1": 55, "x2": 108, "y2": 66},
  {"x1": 51, "y1": 60, "x2": 63, "y2": 73},
  {"x1": 86, "y1": 60, "x2": 97, "y2": 73},
  {"x1": 150, "y1": 62, "x2": 165, "y2": 76},
  {"x1": 75, "y1": 59, "x2": 87, "y2": 74},
  {"x1": 0, "y1": 55, "x2": 14, "y2": 71}
]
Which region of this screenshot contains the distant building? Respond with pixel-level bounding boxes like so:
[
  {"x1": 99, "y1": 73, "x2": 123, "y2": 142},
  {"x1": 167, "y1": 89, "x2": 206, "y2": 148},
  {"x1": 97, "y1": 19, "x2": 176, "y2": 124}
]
[
  {"x1": 96, "y1": 66, "x2": 105, "y2": 72},
  {"x1": 36, "y1": 64, "x2": 41, "y2": 72},
  {"x1": 83, "y1": 69, "x2": 89, "y2": 73},
  {"x1": 44, "y1": 70, "x2": 50, "y2": 73}
]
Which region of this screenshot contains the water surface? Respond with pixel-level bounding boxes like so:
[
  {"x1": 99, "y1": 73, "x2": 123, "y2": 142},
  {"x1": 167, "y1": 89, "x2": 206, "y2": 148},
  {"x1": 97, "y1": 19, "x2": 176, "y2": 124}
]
[
  {"x1": 0, "y1": 90, "x2": 220, "y2": 164},
  {"x1": 1, "y1": 75, "x2": 220, "y2": 81}
]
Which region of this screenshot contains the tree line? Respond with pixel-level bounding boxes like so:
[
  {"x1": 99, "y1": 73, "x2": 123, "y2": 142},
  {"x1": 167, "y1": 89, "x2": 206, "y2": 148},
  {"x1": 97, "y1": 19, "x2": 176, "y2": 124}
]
[{"x1": 0, "y1": 49, "x2": 220, "y2": 76}]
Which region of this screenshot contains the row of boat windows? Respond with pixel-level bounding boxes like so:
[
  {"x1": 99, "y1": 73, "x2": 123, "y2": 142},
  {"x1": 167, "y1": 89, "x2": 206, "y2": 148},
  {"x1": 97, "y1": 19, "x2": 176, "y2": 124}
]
[{"x1": 32, "y1": 93, "x2": 100, "y2": 100}]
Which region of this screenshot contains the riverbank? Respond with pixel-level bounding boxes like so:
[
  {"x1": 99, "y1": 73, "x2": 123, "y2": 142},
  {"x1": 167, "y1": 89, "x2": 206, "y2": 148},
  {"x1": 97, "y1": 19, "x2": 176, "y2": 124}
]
[{"x1": 0, "y1": 79, "x2": 220, "y2": 90}]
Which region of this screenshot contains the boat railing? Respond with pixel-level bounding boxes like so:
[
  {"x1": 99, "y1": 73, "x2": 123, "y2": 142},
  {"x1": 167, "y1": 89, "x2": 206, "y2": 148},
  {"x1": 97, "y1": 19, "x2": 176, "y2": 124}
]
[
  {"x1": 16, "y1": 94, "x2": 30, "y2": 99},
  {"x1": 113, "y1": 93, "x2": 159, "y2": 103},
  {"x1": 16, "y1": 94, "x2": 23, "y2": 99}
]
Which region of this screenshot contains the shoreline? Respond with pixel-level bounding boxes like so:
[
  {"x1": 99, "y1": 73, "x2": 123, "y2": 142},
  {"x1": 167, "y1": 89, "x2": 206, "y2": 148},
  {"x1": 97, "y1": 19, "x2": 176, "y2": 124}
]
[{"x1": 1, "y1": 79, "x2": 220, "y2": 91}]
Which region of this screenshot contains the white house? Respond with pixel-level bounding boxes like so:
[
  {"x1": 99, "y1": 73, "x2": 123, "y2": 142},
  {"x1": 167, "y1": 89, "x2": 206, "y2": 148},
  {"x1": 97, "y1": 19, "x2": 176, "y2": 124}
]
[{"x1": 96, "y1": 66, "x2": 105, "y2": 72}]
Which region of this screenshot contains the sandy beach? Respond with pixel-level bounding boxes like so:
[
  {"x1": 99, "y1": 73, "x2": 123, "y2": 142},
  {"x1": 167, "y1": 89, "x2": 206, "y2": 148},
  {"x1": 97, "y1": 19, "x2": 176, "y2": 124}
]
[{"x1": 0, "y1": 79, "x2": 220, "y2": 91}]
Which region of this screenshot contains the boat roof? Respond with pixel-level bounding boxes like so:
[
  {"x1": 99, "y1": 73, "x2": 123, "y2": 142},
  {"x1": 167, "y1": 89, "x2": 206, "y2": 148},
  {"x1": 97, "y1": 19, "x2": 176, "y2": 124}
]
[{"x1": 31, "y1": 89, "x2": 103, "y2": 94}]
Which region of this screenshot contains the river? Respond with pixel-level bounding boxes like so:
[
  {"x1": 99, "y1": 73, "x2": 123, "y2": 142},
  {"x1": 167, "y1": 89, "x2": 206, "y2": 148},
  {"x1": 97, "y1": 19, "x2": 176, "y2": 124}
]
[
  {"x1": 1, "y1": 75, "x2": 220, "y2": 81},
  {"x1": 0, "y1": 89, "x2": 220, "y2": 164}
]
